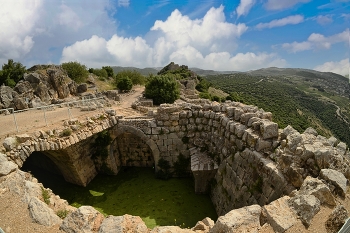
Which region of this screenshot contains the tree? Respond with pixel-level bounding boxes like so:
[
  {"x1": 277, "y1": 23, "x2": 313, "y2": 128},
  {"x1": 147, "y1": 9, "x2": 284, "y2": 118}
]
[
  {"x1": 102, "y1": 66, "x2": 114, "y2": 77},
  {"x1": 0, "y1": 59, "x2": 26, "y2": 87},
  {"x1": 114, "y1": 70, "x2": 145, "y2": 86},
  {"x1": 144, "y1": 74, "x2": 180, "y2": 105},
  {"x1": 92, "y1": 68, "x2": 108, "y2": 79},
  {"x1": 117, "y1": 76, "x2": 133, "y2": 92},
  {"x1": 61, "y1": 61, "x2": 88, "y2": 83}
]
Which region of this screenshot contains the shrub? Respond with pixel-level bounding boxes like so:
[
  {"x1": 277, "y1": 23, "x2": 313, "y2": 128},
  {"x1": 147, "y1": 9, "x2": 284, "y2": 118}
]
[
  {"x1": 41, "y1": 187, "x2": 50, "y2": 204},
  {"x1": 0, "y1": 59, "x2": 26, "y2": 87},
  {"x1": 61, "y1": 61, "x2": 88, "y2": 83},
  {"x1": 92, "y1": 68, "x2": 108, "y2": 79},
  {"x1": 56, "y1": 209, "x2": 69, "y2": 219},
  {"x1": 144, "y1": 74, "x2": 180, "y2": 105},
  {"x1": 60, "y1": 128, "x2": 72, "y2": 137},
  {"x1": 114, "y1": 70, "x2": 145, "y2": 86},
  {"x1": 102, "y1": 66, "x2": 114, "y2": 77},
  {"x1": 117, "y1": 76, "x2": 133, "y2": 92}
]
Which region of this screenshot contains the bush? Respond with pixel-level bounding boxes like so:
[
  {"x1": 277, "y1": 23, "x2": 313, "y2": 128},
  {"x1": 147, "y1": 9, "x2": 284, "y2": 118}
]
[
  {"x1": 117, "y1": 76, "x2": 133, "y2": 92},
  {"x1": 102, "y1": 66, "x2": 114, "y2": 77},
  {"x1": 60, "y1": 128, "x2": 72, "y2": 137},
  {"x1": 92, "y1": 68, "x2": 108, "y2": 79},
  {"x1": 114, "y1": 70, "x2": 145, "y2": 86},
  {"x1": 0, "y1": 59, "x2": 26, "y2": 87},
  {"x1": 144, "y1": 74, "x2": 180, "y2": 105},
  {"x1": 61, "y1": 61, "x2": 88, "y2": 83},
  {"x1": 56, "y1": 209, "x2": 69, "y2": 219}
]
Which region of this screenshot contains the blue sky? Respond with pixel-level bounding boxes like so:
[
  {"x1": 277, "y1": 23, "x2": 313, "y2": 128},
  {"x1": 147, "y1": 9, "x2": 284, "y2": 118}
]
[{"x1": 0, "y1": 0, "x2": 349, "y2": 76}]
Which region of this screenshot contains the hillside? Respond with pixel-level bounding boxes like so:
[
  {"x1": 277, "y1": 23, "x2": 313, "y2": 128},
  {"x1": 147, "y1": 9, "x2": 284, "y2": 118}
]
[
  {"x1": 204, "y1": 68, "x2": 350, "y2": 146},
  {"x1": 111, "y1": 66, "x2": 158, "y2": 76}
]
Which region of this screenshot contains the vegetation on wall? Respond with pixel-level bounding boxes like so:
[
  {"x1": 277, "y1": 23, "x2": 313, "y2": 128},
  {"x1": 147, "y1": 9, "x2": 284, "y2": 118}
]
[
  {"x1": 0, "y1": 59, "x2": 26, "y2": 87},
  {"x1": 173, "y1": 154, "x2": 190, "y2": 177},
  {"x1": 144, "y1": 74, "x2": 180, "y2": 105},
  {"x1": 156, "y1": 158, "x2": 171, "y2": 180}
]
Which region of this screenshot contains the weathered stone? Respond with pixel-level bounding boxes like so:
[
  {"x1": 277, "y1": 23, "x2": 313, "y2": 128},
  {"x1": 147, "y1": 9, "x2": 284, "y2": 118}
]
[
  {"x1": 319, "y1": 169, "x2": 348, "y2": 197},
  {"x1": 98, "y1": 215, "x2": 148, "y2": 233},
  {"x1": 3, "y1": 137, "x2": 17, "y2": 151},
  {"x1": 210, "y1": 205, "x2": 261, "y2": 233},
  {"x1": 299, "y1": 176, "x2": 336, "y2": 206},
  {"x1": 28, "y1": 197, "x2": 62, "y2": 226},
  {"x1": 77, "y1": 83, "x2": 88, "y2": 93},
  {"x1": 314, "y1": 148, "x2": 332, "y2": 169},
  {"x1": 16, "y1": 134, "x2": 32, "y2": 143},
  {"x1": 0, "y1": 153, "x2": 18, "y2": 176},
  {"x1": 151, "y1": 226, "x2": 195, "y2": 233},
  {"x1": 325, "y1": 205, "x2": 348, "y2": 233},
  {"x1": 260, "y1": 120, "x2": 278, "y2": 139},
  {"x1": 60, "y1": 206, "x2": 104, "y2": 233},
  {"x1": 288, "y1": 194, "x2": 320, "y2": 227},
  {"x1": 262, "y1": 196, "x2": 298, "y2": 233}
]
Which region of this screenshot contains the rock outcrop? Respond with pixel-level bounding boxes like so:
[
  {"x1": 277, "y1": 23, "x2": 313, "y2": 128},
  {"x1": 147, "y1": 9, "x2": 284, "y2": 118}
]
[
  {"x1": 325, "y1": 205, "x2": 348, "y2": 233},
  {"x1": 28, "y1": 196, "x2": 62, "y2": 226}
]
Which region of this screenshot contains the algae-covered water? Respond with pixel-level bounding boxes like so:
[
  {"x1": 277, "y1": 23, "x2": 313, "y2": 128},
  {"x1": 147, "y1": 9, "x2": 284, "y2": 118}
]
[{"x1": 24, "y1": 165, "x2": 217, "y2": 228}]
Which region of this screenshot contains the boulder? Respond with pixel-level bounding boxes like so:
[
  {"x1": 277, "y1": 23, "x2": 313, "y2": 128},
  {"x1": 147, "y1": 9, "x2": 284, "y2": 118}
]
[
  {"x1": 24, "y1": 72, "x2": 41, "y2": 83},
  {"x1": 28, "y1": 197, "x2": 62, "y2": 226},
  {"x1": 69, "y1": 82, "x2": 78, "y2": 95},
  {"x1": 314, "y1": 148, "x2": 332, "y2": 169},
  {"x1": 14, "y1": 80, "x2": 33, "y2": 94},
  {"x1": 29, "y1": 97, "x2": 45, "y2": 108},
  {"x1": 262, "y1": 196, "x2": 298, "y2": 233},
  {"x1": 13, "y1": 96, "x2": 28, "y2": 110},
  {"x1": 319, "y1": 169, "x2": 348, "y2": 197},
  {"x1": 105, "y1": 109, "x2": 116, "y2": 116},
  {"x1": 0, "y1": 85, "x2": 17, "y2": 108},
  {"x1": 299, "y1": 176, "x2": 336, "y2": 206},
  {"x1": 325, "y1": 205, "x2": 348, "y2": 233},
  {"x1": 48, "y1": 69, "x2": 71, "y2": 99},
  {"x1": 60, "y1": 206, "x2": 104, "y2": 233},
  {"x1": 288, "y1": 194, "x2": 320, "y2": 227},
  {"x1": 210, "y1": 204, "x2": 261, "y2": 233},
  {"x1": 192, "y1": 217, "x2": 214, "y2": 232},
  {"x1": 3, "y1": 137, "x2": 17, "y2": 151},
  {"x1": 77, "y1": 83, "x2": 88, "y2": 93},
  {"x1": 98, "y1": 215, "x2": 148, "y2": 233},
  {"x1": 34, "y1": 82, "x2": 51, "y2": 102},
  {"x1": 0, "y1": 153, "x2": 17, "y2": 176},
  {"x1": 303, "y1": 127, "x2": 318, "y2": 136}
]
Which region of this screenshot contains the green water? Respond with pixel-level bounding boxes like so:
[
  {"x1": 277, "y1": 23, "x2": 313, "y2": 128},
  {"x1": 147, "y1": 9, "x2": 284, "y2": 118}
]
[{"x1": 25, "y1": 166, "x2": 217, "y2": 228}]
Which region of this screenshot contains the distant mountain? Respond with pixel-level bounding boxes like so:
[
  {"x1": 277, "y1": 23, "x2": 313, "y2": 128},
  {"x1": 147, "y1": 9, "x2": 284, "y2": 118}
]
[{"x1": 111, "y1": 66, "x2": 158, "y2": 76}]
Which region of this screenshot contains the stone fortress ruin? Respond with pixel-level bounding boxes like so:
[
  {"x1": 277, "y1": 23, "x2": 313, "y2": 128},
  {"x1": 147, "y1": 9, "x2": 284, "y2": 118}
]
[{"x1": 0, "y1": 64, "x2": 349, "y2": 232}]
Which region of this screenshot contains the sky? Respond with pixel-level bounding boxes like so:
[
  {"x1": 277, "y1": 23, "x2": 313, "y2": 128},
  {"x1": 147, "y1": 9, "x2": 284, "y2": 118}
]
[{"x1": 0, "y1": 0, "x2": 349, "y2": 76}]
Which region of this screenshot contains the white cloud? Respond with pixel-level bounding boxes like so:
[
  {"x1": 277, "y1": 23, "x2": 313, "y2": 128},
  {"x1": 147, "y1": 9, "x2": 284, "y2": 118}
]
[
  {"x1": 282, "y1": 29, "x2": 349, "y2": 52},
  {"x1": 0, "y1": 0, "x2": 43, "y2": 64},
  {"x1": 61, "y1": 6, "x2": 285, "y2": 71},
  {"x1": 118, "y1": 0, "x2": 130, "y2": 7},
  {"x1": 236, "y1": 0, "x2": 256, "y2": 18},
  {"x1": 256, "y1": 15, "x2": 304, "y2": 29},
  {"x1": 316, "y1": 15, "x2": 333, "y2": 25},
  {"x1": 58, "y1": 4, "x2": 83, "y2": 30},
  {"x1": 314, "y1": 58, "x2": 349, "y2": 76},
  {"x1": 264, "y1": 0, "x2": 311, "y2": 10}
]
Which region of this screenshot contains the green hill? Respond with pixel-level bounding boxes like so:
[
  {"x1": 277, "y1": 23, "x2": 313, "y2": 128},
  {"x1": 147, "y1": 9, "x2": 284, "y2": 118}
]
[{"x1": 204, "y1": 69, "x2": 350, "y2": 146}]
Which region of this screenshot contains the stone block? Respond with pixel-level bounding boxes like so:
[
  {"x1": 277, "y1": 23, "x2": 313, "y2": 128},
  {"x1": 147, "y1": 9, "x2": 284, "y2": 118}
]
[{"x1": 260, "y1": 120, "x2": 278, "y2": 139}]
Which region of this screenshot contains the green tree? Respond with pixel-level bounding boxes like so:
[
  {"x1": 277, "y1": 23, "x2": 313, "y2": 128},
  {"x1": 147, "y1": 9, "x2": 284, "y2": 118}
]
[
  {"x1": 61, "y1": 61, "x2": 88, "y2": 83},
  {"x1": 117, "y1": 76, "x2": 133, "y2": 92},
  {"x1": 0, "y1": 59, "x2": 26, "y2": 87},
  {"x1": 144, "y1": 74, "x2": 180, "y2": 105},
  {"x1": 115, "y1": 70, "x2": 145, "y2": 86},
  {"x1": 92, "y1": 68, "x2": 108, "y2": 79},
  {"x1": 102, "y1": 66, "x2": 114, "y2": 77}
]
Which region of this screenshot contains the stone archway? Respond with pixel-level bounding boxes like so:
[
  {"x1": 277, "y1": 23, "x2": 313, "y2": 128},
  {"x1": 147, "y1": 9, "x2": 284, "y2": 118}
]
[{"x1": 109, "y1": 125, "x2": 160, "y2": 171}]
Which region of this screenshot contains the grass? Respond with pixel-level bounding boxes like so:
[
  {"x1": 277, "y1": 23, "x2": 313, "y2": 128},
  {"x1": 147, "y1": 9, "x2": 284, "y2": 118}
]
[{"x1": 25, "y1": 166, "x2": 217, "y2": 229}]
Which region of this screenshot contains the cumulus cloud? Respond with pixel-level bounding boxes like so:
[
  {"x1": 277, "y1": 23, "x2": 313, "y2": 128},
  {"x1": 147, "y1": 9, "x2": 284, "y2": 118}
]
[
  {"x1": 256, "y1": 15, "x2": 304, "y2": 29},
  {"x1": 282, "y1": 29, "x2": 349, "y2": 52},
  {"x1": 236, "y1": 0, "x2": 256, "y2": 18},
  {"x1": 0, "y1": 0, "x2": 43, "y2": 64},
  {"x1": 61, "y1": 6, "x2": 285, "y2": 71},
  {"x1": 314, "y1": 58, "x2": 349, "y2": 76},
  {"x1": 264, "y1": 0, "x2": 311, "y2": 10}
]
